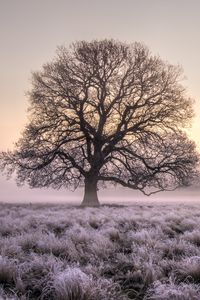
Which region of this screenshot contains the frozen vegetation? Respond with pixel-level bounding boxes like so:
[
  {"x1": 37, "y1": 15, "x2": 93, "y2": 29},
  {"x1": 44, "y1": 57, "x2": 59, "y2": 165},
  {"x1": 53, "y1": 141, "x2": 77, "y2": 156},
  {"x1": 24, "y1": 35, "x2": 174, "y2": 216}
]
[{"x1": 1, "y1": 202, "x2": 200, "y2": 299}]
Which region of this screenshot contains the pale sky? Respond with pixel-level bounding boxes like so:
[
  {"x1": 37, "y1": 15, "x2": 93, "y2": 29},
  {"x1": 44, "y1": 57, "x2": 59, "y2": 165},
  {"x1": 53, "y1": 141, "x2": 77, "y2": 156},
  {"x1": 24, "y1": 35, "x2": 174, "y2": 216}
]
[{"x1": 0, "y1": 0, "x2": 199, "y2": 202}]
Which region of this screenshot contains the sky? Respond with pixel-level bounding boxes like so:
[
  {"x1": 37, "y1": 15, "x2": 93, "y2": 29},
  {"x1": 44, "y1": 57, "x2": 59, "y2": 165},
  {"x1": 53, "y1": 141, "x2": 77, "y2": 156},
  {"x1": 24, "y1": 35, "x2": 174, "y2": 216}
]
[{"x1": 0, "y1": 0, "x2": 200, "y2": 203}]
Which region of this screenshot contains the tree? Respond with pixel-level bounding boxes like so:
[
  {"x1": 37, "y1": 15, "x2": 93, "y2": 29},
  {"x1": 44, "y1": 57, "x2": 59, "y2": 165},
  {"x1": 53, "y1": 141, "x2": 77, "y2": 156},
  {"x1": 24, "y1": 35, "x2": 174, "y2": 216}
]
[{"x1": 0, "y1": 40, "x2": 199, "y2": 206}]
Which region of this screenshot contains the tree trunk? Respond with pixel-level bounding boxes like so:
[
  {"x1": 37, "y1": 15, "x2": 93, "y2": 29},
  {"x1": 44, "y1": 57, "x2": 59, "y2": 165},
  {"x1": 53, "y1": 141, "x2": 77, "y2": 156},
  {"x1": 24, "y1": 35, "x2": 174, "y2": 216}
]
[{"x1": 81, "y1": 177, "x2": 100, "y2": 207}]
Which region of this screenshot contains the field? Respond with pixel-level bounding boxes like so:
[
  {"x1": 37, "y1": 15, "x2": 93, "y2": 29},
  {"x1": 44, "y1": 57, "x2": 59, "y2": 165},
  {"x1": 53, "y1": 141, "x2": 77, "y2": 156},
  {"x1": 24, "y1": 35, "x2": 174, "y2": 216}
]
[{"x1": 1, "y1": 202, "x2": 200, "y2": 299}]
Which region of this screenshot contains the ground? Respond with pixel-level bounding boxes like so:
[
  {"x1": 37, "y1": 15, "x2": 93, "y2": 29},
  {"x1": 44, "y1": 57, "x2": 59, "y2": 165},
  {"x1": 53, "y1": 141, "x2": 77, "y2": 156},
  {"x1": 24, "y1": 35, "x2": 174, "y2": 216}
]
[{"x1": 0, "y1": 201, "x2": 200, "y2": 299}]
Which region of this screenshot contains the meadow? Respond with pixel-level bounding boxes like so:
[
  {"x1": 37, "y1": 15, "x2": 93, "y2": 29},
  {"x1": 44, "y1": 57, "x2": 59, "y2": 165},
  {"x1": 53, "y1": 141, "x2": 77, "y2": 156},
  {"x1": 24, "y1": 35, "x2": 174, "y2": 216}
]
[{"x1": 1, "y1": 201, "x2": 200, "y2": 299}]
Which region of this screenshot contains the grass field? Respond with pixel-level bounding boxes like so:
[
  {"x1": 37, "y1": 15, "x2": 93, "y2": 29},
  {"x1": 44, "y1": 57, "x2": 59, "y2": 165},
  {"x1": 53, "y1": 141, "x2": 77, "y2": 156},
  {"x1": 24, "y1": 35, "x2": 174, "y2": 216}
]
[{"x1": 1, "y1": 202, "x2": 200, "y2": 299}]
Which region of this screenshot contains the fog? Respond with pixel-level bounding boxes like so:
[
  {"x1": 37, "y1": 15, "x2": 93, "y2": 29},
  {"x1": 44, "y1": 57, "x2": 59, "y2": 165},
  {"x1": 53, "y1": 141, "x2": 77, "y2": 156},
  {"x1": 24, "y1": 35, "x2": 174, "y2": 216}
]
[{"x1": 0, "y1": 174, "x2": 199, "y2": 205}]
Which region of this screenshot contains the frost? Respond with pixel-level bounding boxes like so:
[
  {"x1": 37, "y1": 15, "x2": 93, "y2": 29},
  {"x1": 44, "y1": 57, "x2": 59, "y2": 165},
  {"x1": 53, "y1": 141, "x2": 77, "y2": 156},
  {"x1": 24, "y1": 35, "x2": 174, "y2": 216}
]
[{"x1": 0, "y1": 202, "x2": 200, "y2": 299}]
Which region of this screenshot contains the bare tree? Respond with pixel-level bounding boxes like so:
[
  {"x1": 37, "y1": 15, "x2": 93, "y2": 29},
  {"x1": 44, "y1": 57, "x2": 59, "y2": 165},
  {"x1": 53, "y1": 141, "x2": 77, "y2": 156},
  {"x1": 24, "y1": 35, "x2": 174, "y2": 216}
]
[{"x1": 0, "y1": 40, "x2": 199, "y2": 206}]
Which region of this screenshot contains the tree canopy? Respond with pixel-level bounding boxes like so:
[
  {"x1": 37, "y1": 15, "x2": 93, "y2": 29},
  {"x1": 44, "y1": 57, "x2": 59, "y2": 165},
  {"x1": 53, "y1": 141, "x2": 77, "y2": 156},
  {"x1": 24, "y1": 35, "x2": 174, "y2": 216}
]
[{"x1": 0, "y1": 40, "x2": 199, "y2": 206}]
